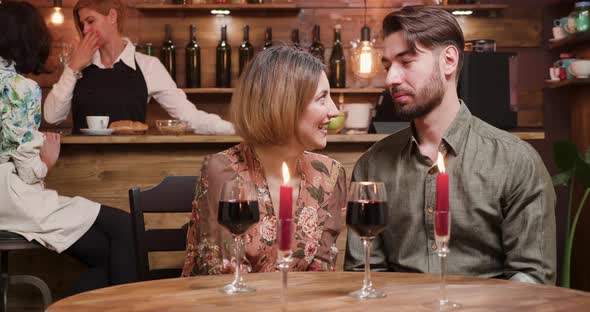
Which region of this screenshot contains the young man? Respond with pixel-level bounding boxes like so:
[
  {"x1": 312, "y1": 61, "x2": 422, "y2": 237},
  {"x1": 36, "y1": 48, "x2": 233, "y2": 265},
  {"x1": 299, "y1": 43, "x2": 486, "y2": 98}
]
[{"x1": 344, "y1": 6, "x2": 556, "y2": 284}]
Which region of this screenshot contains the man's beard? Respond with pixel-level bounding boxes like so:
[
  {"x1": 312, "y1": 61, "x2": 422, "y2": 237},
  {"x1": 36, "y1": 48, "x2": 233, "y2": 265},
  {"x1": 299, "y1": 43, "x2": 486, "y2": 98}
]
[{"x1": 391, "y1": 64, "x2": 445, "y2": 121}]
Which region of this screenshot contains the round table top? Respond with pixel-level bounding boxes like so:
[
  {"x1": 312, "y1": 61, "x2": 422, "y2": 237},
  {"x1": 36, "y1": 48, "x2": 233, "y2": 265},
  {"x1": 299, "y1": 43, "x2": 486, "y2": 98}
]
[{"x1": 47, "y1": 272, "x2": 590, "y2": 311}]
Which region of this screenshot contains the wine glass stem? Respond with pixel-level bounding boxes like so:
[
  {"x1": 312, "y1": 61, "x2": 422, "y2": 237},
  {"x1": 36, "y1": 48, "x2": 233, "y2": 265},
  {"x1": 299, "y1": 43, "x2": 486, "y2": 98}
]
[
  {"x1": 438, "y1": 252, "x2": 448, "y2": 305},
  {"x1": 233, "y1": 235, "x2": 243, "y2": 287},
  {"x1": 363, "y1": 238, "x2": 373, "y2": 291}
]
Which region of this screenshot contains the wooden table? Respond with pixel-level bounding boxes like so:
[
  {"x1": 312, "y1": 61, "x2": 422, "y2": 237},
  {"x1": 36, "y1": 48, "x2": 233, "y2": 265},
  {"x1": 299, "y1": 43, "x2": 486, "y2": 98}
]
[{"x1": 47, "y1": 272, "x2": 590, "y2": 311}]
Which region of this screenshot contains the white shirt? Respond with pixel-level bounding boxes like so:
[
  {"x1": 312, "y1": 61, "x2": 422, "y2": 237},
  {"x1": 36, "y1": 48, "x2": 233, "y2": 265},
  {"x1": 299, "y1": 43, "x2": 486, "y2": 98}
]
[{"x1": 44, "y1": 38, "x2": 235, "y2": 135}]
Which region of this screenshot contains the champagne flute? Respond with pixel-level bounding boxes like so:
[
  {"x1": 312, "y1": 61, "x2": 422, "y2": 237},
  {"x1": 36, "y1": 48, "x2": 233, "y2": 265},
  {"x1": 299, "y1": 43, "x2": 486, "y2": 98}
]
[
  {"x1": 434, "y1": 210, "x2": 462, "y2": 310},
  {"x1": 346, "y1": 181, "x2": 387, "y2": 299},
  {"x1": 217, "y1": 179, "x2": 260, "y2": 294}
]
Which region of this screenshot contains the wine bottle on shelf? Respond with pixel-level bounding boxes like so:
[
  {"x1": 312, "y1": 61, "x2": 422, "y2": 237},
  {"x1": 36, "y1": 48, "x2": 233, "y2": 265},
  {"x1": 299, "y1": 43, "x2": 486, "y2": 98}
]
[
  {"x1": 216, "y1": 25, "x2": 232, "y2": 88},
  {"x1": 263, "y1": 27, "x2": 273, "y2": 50},
  {"x1": 186, "y1": 24, "x2": 201, "y2": 88},
  {"x1": 329, "y1": 24, "x2": 346, "y2": 88},
  {"x1": 239, "y1": 25, "x2": 254, "y2": 76},
  {"x1": 145, "y1": 43, "x2": 153, "y2": 56},
  {"x1": 309, "y1": 24, "x2": 325, "y2": 64},
  {"x1": 291, "y1": 28, "x2": 301, "y2": 50},
  {"x1": 161, "y1": 24, "x2": 176, "y2": 83}
]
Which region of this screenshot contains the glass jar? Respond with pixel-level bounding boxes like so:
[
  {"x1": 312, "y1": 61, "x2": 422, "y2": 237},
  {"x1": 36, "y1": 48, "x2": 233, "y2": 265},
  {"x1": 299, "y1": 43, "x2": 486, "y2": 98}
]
[
  {"x1": 472, "y1": 39, "x2": 496, "y2": 52},
  {"x1": 573, "y1": 1, "x2": 590, "y2": 32}
]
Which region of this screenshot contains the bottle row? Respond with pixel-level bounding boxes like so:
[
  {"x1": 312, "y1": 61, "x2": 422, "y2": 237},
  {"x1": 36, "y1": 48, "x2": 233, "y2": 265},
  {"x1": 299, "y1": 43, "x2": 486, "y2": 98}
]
[{"x1": 153, "y1": 24, "x2": 346, "y2": 88}]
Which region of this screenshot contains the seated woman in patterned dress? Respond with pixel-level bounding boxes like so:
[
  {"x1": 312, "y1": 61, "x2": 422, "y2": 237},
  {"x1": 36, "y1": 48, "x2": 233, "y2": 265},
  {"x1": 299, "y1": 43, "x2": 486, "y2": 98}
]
[{"x1": 182, "y1": 47, "x2": 346, "y2": 276}]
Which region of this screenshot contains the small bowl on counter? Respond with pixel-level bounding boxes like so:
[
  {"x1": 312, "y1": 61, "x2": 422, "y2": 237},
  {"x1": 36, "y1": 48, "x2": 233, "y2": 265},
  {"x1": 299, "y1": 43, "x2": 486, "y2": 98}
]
[{"x1": 156, "y1": 120, "x2": 190, "y2": 135}]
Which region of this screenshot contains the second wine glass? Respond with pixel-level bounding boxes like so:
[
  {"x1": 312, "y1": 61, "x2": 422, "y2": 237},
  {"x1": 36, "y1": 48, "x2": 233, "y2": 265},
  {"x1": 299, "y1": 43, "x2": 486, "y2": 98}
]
[
  {"x1": 217, "y1": 179, "x2": 260, "y2": 294},
  {"x1": 346, "y1": 181, "x2": 388, "y2": 299}
]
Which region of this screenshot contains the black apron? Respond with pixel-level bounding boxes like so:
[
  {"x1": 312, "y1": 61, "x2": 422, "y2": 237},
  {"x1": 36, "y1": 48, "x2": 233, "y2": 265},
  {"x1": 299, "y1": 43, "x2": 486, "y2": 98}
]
[{"x1": 72, "y1": 58, "x2": 148, "y2": 133}]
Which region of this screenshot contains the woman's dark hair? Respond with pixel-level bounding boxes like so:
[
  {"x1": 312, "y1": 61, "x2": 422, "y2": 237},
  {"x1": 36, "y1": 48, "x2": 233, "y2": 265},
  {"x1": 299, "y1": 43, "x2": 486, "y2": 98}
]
[{"x1": 0, "y1": 1, "x2": 51, "y2": 74}]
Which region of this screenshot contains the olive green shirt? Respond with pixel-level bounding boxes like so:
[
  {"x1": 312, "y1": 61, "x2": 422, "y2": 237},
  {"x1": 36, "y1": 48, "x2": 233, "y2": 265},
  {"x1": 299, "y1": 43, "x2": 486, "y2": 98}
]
[{"x1": 344, "y1": 103, "x2": 556, "y2": 285}]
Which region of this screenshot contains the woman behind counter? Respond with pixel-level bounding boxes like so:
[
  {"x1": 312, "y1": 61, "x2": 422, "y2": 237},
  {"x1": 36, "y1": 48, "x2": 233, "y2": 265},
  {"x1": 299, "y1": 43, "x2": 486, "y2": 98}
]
[
  {"x1": 182, "y1": 47, "x2": 346, "y2": 276},
  {"x1": 44, "y1": 0, "x2": 233, "y2": 134}
]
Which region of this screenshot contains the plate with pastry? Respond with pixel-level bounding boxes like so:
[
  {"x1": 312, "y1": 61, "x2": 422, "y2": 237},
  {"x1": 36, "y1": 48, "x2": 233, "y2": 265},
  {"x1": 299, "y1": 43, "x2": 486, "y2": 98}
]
[
  {"x1": 109, "y1": 120, "x2": 149, "y2": 135},
  {"x1": 80, "y1": 128, "x2": 114, "y2": 136}
]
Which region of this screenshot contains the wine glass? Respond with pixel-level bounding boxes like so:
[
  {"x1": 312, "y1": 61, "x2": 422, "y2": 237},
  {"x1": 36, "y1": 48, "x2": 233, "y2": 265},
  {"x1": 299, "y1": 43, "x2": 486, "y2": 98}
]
[
  {"x1": 346, "y1": 181, "x2": 388, "y2": 299},
  {"x1": 57, "y1": 42, "x2": 73, "y2": 68},
  {"x1": 434, "y1": 210, "x2": 462, "y2": 310},
  {"x1": 217, "y1": 179, "x2": 260, "y2": 294}
]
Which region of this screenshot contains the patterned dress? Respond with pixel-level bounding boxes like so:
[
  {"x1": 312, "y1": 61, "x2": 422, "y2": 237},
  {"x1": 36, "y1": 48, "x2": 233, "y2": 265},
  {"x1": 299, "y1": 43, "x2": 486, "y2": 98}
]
[
  {"x1": 182, "y1": 143, "x2": 347, "y2": 276},
  {"x1": 0, "y1": 56, "x2": 100, "y2": 252}
]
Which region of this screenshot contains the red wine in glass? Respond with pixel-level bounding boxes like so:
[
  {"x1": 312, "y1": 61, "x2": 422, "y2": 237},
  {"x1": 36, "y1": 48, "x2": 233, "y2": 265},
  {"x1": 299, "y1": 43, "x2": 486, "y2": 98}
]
[
  {"x1": 346, "y1": 200, "x2": 386, "y2": 238},
  {"x1": 218, "y1": 200, "x2": 260, "y2": 236}
]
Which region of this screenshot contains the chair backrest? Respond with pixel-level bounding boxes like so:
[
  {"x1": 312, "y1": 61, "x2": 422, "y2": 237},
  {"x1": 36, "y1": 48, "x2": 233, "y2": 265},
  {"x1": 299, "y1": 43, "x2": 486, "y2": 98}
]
[{"x1": 129, "y1": 176, "x2": 198, "y2": 281}]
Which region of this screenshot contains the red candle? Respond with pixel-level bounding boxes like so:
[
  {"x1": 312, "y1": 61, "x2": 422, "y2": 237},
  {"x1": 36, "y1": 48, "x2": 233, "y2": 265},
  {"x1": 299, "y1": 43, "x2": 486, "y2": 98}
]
[
  {"x1": 279, "y1": 162, "x2": 293, "y2": 251},
  {"x1": 435, "y1": 152, "x2": 449, "y2": 236}
]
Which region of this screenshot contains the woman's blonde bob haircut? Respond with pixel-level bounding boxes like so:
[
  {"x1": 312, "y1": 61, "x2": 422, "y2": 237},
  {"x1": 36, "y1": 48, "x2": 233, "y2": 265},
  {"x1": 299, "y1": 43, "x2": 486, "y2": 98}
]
[
  {"x1": 231, "y1": 46, "x2": 325, "y2": 146},
  {"x1": 73, "y1": 0, "x2": 126, "y2": 36}
]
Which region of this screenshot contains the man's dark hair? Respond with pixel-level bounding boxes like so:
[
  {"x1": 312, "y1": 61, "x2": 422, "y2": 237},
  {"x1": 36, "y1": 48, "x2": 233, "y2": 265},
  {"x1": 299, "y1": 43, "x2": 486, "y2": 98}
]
[
  {"x1": 383, "y1": 5, "x2": 465, "y2": 79},
  {"x1": 0, "y1": 1, "x2": 51, "y2": 74}
]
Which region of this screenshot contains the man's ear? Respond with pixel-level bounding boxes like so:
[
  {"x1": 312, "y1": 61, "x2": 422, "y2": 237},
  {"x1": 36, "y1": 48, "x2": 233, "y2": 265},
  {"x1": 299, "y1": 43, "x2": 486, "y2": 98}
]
[{"x1": 441, "y1": 45, "x2": 460, "y2": 80}]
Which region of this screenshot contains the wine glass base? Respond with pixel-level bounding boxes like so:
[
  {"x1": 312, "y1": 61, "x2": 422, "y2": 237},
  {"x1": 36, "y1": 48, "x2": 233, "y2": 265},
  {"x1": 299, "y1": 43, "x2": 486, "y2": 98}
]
[
  {"x1": 348, "y1": 289, "x2": 386, "y2": 299},
  {"x1": 438, "y1": 300, "x2": 462, "y2": 311},
  {"x1": 221, "y1": 284, "x2": 256, "y2": 294}
]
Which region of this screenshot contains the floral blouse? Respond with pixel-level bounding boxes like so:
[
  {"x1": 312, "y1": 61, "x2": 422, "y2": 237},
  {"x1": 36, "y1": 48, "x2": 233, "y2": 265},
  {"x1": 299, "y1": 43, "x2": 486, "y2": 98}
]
[
  {"x1": 0, "y1": 57, "x2": 46, "y2": 184},
  {"x1": 182, "y1": 143, "x2": 347, "y2": 276}
]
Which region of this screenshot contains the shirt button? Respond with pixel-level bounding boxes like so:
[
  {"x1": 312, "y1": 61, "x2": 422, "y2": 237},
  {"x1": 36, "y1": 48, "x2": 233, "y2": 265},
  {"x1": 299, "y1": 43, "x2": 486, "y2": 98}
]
[
  {"x1": 432, "y1": 243, "x2": 437, "y2": 250},
  {"x1": 427, "y1": 207, "x2": 433, "y2": 214},
  {"x1": 428, "y1": 168, "x2": 436, "y2": 174}
]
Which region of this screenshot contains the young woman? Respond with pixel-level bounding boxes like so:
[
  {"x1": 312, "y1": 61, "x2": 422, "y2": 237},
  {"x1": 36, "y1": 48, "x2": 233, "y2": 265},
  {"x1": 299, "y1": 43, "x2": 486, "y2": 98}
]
[
  {"x1": 44, "y1": 0, "x2": 233, "y2": 134},
  {"x1": 182, "y1": 47, "x2": 346, "y2": 276},
  {"x1": 0, "y1": 1, "x2": 136, "y2": 295}
]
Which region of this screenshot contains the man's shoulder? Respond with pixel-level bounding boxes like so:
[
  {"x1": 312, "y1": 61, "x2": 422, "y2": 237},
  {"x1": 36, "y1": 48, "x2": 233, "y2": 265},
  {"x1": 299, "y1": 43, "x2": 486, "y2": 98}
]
[
  {"x1": 358, "y1": 127, "x2": 412, "y2": 164},
  {"x1": 469, "y1": 116, "x2": 539, "y2": 162}
]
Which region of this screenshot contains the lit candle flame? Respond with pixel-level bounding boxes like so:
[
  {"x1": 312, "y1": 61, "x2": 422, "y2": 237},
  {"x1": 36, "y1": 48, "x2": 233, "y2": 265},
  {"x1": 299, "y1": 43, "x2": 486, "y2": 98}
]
[
  {"x1": 436, "y1": 152, "x2": 445, "y2": 174},
  {"x1": 282, "y1": 162, "x2": 290, "y2": 184}
]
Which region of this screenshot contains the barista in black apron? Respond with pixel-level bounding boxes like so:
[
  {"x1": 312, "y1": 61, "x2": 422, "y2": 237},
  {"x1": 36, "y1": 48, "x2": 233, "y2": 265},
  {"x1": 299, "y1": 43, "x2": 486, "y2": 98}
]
[{"x1": 71, "y1": 58, "x2": 148, "y2": 133}]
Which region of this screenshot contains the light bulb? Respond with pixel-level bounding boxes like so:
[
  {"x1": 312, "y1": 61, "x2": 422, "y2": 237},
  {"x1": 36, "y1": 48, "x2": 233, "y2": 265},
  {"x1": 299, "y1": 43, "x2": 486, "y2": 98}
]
[
  {"x1": 359, "y1": 42, "x2": 373, "y2": 74},
  {"x1": 51, "y1": 7, "x2": 64, "y2": 25}
]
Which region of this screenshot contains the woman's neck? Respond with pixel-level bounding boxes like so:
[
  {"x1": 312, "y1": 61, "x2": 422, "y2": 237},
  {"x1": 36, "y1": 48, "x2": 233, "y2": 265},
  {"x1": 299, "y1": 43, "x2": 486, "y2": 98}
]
[
  {"x1": 253, "y1": 143, "x2": 302, "y2": 185},
  {"x1": 99, "y1": 35, "x2": 126, "y2": 68}
]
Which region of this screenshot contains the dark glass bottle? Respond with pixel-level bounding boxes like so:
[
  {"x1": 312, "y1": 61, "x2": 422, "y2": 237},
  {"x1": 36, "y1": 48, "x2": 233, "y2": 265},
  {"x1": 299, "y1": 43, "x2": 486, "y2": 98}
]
[
  {"x1": 161, "y1": 24, "x2": 176, "y2": 82},
  {"x1": 329, "y1": 25, "x2": 346, "y2": 88},
  {"x1": 309, "y1": 24, "x2": 325, "y2": 64},
  {"x1": 145, "y1": 43, "x2": 153, "y2": 56},
  {"x1": 263, "y1": 27, "x2": 273, "y2": 50},
  {"x1": 291, "y1": 28, "x2": 301, "y2": 50},
  {"x1": 216, "y1": 25, "x2": 232, "y2": 88},
  {"x1": 185, "y1": 24, "x2": 201, "y2": 88},
  {"x1": 239, "y1": 25, "x2": 254, "y2": 76}
]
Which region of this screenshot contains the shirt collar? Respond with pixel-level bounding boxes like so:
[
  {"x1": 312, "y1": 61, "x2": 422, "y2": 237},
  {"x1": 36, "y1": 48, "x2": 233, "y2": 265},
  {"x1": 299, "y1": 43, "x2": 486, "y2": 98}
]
[
  {"x1": 0, "y1": 56, "x2": 16, "y2": 72},
  {"x1": 90, "y1": 37, "x2": 136, "y2": 70},
  {"x1": 406, "y1": 100, "x2": 472, "y2": 158}
]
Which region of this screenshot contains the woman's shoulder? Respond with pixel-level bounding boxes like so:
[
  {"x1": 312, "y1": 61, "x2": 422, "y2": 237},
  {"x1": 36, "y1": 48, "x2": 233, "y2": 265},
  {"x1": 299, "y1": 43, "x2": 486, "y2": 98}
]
[
  {"x1": 1, "y1": 71, "x2": 41, "y2": 104},
  {"x1": 302, "y1": 151, "x2": 343, "y2": 171},
  {"x1": 134, "y1": 52, "x2": 164, "y2": 71}
]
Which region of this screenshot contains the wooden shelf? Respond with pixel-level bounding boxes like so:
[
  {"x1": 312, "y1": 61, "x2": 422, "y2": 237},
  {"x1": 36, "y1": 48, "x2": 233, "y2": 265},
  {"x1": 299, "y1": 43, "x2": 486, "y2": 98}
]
[
  {"x1": 548, "y1": 31, "x2": 590, "y2": 51},
  {"x1": 181, "y1": 88, "x2": 384, "y2": 94},
  {"x1": 131, "y1": 3, "x2": 300, "y2": 13},
  {"x1": 58, "y1": 131, "x2": 543, "y2": 144},
  {"x1": 426, "y1": 4, "x2": 508, "y2": 11},
  {"x1": 544, "y1": 78, "x2": 590, "y2": 89}
]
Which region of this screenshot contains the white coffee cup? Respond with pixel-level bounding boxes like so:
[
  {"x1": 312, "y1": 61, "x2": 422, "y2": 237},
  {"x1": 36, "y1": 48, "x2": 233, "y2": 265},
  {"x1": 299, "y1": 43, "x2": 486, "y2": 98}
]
[
  {"x1": 86, "y1": 116, "x2": 109, "y2": 129},
  {"x1": 549, "y1": 67, "x2": 560, "y2": 81},
  {"x1": 342, "y1": 103, "x2": 373, "y2": 132}
]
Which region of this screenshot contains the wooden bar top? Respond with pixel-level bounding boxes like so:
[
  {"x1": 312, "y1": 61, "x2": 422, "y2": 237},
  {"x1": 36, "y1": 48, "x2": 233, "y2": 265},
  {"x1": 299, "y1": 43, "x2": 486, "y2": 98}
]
[
  {"x1": 47, "y1": 272, "x2": 590, "y2": 312},
  {"x1": 57, "y1": 132, "x2": 545, "y2": 144}
]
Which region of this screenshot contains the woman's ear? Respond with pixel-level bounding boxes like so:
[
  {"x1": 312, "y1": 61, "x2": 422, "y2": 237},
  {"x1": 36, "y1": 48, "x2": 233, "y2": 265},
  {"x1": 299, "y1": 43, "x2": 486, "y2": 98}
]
[{"x1": 108, "y1": 8, "x2": 118, "y2": 25}]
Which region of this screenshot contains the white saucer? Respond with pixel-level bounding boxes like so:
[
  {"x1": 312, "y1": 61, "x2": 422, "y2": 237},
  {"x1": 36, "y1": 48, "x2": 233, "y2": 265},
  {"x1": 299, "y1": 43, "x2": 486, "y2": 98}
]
[{"x1": 80, "y1": 128, "x2": 114, "y2": 136}]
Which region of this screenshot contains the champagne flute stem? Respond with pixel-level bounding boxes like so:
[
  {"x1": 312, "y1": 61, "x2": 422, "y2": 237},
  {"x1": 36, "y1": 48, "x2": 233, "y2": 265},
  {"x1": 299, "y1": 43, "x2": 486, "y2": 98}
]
[
  {"x1": 363, "y1": 238, "x2": 373, "y2": 291},
  {"x1": 281, "y1": 263, "x2": 287, "y2": 305}
]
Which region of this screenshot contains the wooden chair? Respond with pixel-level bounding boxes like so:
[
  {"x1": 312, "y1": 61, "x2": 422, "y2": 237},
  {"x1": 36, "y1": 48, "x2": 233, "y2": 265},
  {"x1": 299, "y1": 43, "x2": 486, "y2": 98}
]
[
  {"x1": 129, "y1": 176, "x2": 198, "y2": 281},
  {"x1": 0, "y1": 230, "x2": 52, "y2": 312}
]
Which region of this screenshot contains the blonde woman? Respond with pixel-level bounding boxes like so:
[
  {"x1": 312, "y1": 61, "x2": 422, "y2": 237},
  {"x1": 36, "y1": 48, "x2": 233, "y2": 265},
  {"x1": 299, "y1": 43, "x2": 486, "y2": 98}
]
[
  {"x1": 182, "y1": 47, "x2": 346, "y2": 276},
  {"x1": 44, "y1": 0, "x2": 233, "y2": 134}
]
